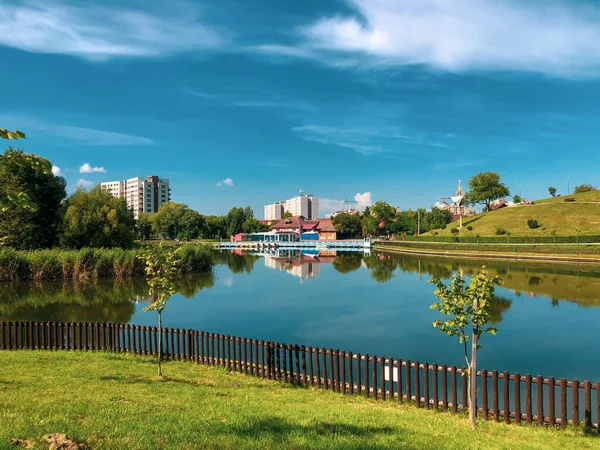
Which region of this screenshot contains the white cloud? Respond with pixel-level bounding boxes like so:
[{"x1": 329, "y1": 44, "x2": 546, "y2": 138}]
[
  {"x1": 284, "y1": 0, "x2": 600, "y2": 77},
  {"x1": 51, "y1": 165, "x2": 61, "y2": 176},
  {"x1": 217, "y1": 177, "x2": 234, "y2": 187},
  {"x1": 0, "y1": 2, "x2": 225, "y2": 61},
  {"x1": 79, "y1": 163, "x2": 106, "y2": 174},
  {"x1": 354, "y1": 192, "x2": 372, "y2": 207},
  {"x1": 77, "y1": 179, "x2": 93, "y2": 189}
]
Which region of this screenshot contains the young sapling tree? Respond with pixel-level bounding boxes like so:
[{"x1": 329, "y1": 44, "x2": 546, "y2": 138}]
[{"x1": 430, "y1": 268, "x2": 499, "y2": 429}]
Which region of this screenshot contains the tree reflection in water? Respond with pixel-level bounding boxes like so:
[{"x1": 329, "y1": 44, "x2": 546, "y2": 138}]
[{"x1": 0, "y1": 273, "x2": 214, "y2": 323}]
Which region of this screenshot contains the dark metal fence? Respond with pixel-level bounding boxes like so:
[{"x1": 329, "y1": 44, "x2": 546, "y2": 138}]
[{"x1": 1, "y1": 321, "x2": 598, "y2": 430}]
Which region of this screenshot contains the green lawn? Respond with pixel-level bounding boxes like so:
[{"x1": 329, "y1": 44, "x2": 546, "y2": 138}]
[
  {"x1": 434, "y1": 190, "x2": 600, "y2": 237},
  {"x1": 1, "y1": 352, "x2": 599, "y2": 449}
]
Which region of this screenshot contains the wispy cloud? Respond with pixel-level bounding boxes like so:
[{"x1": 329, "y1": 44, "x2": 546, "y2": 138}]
[
  {"x1": 181, "y1": 87, "x2": 316, "y2": 112},
  {"x1": 0, "y1": 115, "x2": 155, "y2": 146},
  {"x1": 0, "y1": 2, "x2": 226, "y2": 61},
  {"x1": 80, "y1": 163, "x2": 106, "y2": 174},
  {"x1": 292, "y1": 123, "x2": 455, "y2": 155},
  {"x1": 260, "y1": 0, "x2": 600, "y2": 77},
  {"x1": 292, "y1": 125, "x2": 383, "y2": 155},
  {"x1": 77, "y1": 179, "x2": 93, "y2": 189},
  {"x1": 51, "y1": 166, "x2": 62, "y2": 176},
  {"x1": 217, "y1": 178, "x2": 234, "y2": 187}
]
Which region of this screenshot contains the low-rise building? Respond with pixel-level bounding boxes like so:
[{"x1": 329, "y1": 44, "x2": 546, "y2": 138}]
[{"x1": 270, "y1": 216, "x2": 337, "y2": 241}]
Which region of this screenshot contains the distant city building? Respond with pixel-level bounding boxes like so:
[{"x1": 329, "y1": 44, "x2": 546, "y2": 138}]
[
  {"x1": 101, "y1": 176, "x2": 170, "y2": 220},
  {"x1": 265, "y1": 191, "x2": 320, "y2": 220},
  {"x1": 264, "y1": 202, "x2": 285, "y2": 221}
]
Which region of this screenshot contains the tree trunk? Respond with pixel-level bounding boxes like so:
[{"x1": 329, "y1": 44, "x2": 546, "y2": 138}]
[
  {"x1": 470, "y1": 296, "x2": 479, "y2": 429},
  {"x1": 157, "y1": 310, "x2": 163, "y2": 379}
]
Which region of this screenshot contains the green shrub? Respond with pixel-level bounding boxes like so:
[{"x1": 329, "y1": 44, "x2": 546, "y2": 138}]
[
  {"x1": 450, "y1": 228, "x2": 459, "y2": 235},
  {"x1": 527, "y1": 219, "x2": 540, "y2": 229},
  {"x1": 495, "y1": 227, "x2": 508, "y2": 235},
  {"x1": 0, "y1": 244, "x2": 214, "y2": 282},
  {"x1": 467, "y1": 225, "x2": 473, "y2": 231}
]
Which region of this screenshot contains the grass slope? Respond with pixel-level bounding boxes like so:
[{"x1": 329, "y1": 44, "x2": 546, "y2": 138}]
[
  {"x1": 435, "y1": 190, "x2": 600, "y2": 237},
  {"x1": 1, "y1": 352, "x2": 599, "y2": 449}
]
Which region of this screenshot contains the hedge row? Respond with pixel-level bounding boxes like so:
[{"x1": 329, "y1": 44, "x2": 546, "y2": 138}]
[
  {"x1": 376, "y1": 241, "x2": 600, "y2": 255},
  {"x1": 399, "y1": 235, "x2": 600, "y2": 244}
]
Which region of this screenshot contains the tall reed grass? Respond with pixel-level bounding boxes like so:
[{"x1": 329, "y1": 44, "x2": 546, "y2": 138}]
[{"x1": 0, "y1": 244, "x2": 214, "y2": 282}]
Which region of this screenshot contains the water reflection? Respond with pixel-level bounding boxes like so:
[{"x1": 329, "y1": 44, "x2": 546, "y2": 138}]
[
  {"x1": 2, "y1": 250, "x2": 600, "y2": 326},
  {"x1": 0, "y1": 273, "x2": 214, "y2": 322}
]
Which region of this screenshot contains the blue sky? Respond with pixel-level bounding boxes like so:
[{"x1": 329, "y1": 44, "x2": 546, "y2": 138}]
[{"x1": 1, "y1": 0, "x2": 600, "y2": 216}]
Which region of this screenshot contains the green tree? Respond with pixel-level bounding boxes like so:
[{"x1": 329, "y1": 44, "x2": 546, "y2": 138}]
[
  {"x1": 152, "y1": 202, "x2": 188, "y2": 239},
  {"x1": 332, "y1": 213, "x2": 363, "y2": 239},
  {"x1": 139, "y1": 243, "x2": 181, "y2": 378},
  {"x1": 137, "y1": 213, "x2": 154, "y2": 240},
  {"x1": 512, "y1": 195, "x2": 522, "y2": 204},
  {"x1": 574, "y1": 184, "x2": 596, "y2": 194},
  {"x1": 361, "y1": 215, "x2": 381, "y2": 237},
  {"x1": 548, "y1": 186, "x2": 557, "y2": 197},
  {"x1": 225, "y1": 206, "x2": 253, "y2": 237},
  {"x1": 179, "y1": 209, "x2": 206, "y2": 241},
  {"x1": 466, "y1": 172, "x2": 510, "y2": 212},
  {"x1": 204, "y1": 215, "x2": 227, "y2": 239},
  {"x1": 0, "y1": 148, "x2": 66, "y2": 249},
  {"x1": 242, "y1": 217, "x2": 269, "y2": 234},
  {"x1": 61, "y1": 187, "x2": 135, "y2": 249},
  {"x1": 282, "y1": 211, "x2": 293, "y2": 219},
  {"x1": 421, "y1": 208, "x2": 453, "y2": 232},
  {"x1": 430, "y1": 268, "x2": 499, "y2": 429}
]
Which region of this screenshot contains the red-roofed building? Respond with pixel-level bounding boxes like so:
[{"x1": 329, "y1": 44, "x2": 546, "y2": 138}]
[{"x1": 270, "y1": 216, "x2": 337, "y2": 240}]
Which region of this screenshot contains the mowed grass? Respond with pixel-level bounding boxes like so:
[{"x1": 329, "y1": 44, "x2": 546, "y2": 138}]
[
  {"x1": 435, "y1": 190, "x2": 600, "y2": 237},
  {"x1": 1, "y1": 352, "x2": 599, "y2": 449}
]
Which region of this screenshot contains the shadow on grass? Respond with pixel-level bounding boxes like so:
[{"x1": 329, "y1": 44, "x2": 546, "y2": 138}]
[{"x1": 226, "y1": 416, "x2": 401, "y2": 449}]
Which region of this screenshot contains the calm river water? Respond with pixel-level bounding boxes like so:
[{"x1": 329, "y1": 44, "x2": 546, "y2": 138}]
[{"x1": 2, "y1": 250, "x2": 599, "y2": 381}]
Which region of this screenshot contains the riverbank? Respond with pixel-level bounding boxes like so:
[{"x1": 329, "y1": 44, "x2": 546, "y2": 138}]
[
  {"x1": 374, "y1": 241, "x2": 600, "y2": 264},
  {"x1": 0, "y1": 244, "x2": 214, "y2": 282},
  {"x1": 2, "y1": 351, "x2": 597, "y2": 449}
]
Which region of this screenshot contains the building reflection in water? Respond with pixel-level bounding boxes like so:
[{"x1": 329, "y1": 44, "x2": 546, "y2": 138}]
[{"x1": 262, "y1": 249, "x2": 368, "y2": 283}]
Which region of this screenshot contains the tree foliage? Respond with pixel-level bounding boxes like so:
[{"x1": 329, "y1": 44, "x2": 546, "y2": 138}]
[
  {"x1": 548, "y1": 186, "x2": 557, "y2": 197},
  {"x1": 332, "y1": 213, "x2": 363, "y2": 239},
  {"x1": 574, "y1": 184, "x2": 596, "y2": 194},
  {"x1": 61, "y1": 187, "x2": 135, "y2": 249},
  {"x1": 420, "y1": 207, "x2": 453, "y2": 232},
  {"x1": 0, "y1": 148, "x2": 66, "y2": 249},
  {"x1": 430, "y1": 268, "x2": 500, "y2": 428},
  {"x1": 512, "y1": 195, "x2": 522, "y2": 204},
  {"x1": 467, "y1": 172, "x2": 510, "y2": 211},
  {"x1": 152, "y1": 202, "x2": 189, "y2": 239},
  {"x1": 242, "y1": 217, "x2": 269, "y2": 234}
]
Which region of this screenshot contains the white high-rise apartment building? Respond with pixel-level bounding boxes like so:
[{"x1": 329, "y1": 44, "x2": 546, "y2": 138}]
[
  {"x1": 264, "y1": 192, "x2": 320, "y2": 220},
  {"x1": 101, "y1": 176, "x2": 170, "y2": 220},
  {"x1": 264, "y1": 202, "x2": 285, "y2": 221}
]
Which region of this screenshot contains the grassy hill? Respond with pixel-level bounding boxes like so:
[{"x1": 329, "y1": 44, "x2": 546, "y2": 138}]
[{"x1": 434, "y1": 190, "x2": 600, "y2": 237}]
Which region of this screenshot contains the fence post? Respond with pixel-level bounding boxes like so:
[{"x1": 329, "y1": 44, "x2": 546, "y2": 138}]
[
  {"x1": 572, "y1": 379, "x2": 579, "y2": 427},
  {"x1": 560, "y1": 378, "x2": 567, "y2": 429},
  {"x1": 537, "y1": 375, "x2": 544, "y2": 426},
  {"x1": 423, "y1": 363, "x2": 429, "y2": 410},
  {"x1": 584, "y1": 381, "x2": 592, "y2": 429},
  {"x1": 503, "y1": 372, "x2": 510, "y2": 424}
]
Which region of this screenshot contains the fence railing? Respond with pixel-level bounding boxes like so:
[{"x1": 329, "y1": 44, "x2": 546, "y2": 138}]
[{"x1": 1, "y1": 321, "x2": 598, "y2": 430}]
